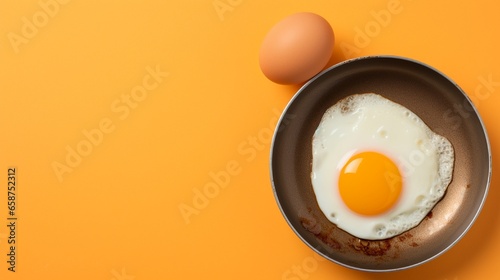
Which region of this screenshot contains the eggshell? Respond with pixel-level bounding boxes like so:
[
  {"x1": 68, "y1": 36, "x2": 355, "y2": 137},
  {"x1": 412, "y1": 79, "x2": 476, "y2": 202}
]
[{"x1": 259, "y1": 12, "x2": 335, "y2": 85}]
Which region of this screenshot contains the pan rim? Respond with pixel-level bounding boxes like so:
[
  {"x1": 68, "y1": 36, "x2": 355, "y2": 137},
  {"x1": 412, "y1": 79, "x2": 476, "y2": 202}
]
[{"x1": 269, "y1": 55, "x2": 492, "y2": 272}]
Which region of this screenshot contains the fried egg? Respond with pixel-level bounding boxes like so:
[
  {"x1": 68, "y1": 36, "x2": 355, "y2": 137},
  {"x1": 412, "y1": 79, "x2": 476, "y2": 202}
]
[{"x1": 311, "y1": 93, "x2": 454, "y2": 240}]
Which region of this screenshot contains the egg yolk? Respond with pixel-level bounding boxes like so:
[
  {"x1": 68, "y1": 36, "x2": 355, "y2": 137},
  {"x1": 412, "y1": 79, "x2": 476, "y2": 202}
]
[{"x1": 338, "y1": 151, "x2": 402, "y2": 216}]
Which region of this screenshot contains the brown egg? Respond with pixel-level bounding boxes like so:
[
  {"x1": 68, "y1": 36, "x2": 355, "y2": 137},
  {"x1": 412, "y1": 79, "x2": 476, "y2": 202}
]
[{"x1": 259, "y1": 12, "x2": 335, "y2": 85}]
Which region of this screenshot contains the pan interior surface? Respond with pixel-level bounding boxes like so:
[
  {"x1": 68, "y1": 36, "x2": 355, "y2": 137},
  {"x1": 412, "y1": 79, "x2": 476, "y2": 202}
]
[{"x1": 270, "y1": 56, "x2": 491, "y2": 271}]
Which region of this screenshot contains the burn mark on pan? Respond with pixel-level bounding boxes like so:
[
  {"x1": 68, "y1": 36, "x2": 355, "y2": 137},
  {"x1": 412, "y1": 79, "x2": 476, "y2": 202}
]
[
  {"x1": 299, "y1": 208, "x2": 342, "y2": 250},
  {"x1": 349, "y1": 238, "x2": 391, "y2": 256},
  {"x1": 397, "y1": 232, "x2": 413, "y2": 242},
  {"x1": 426, "y1": 211, "x2": 433, "y2": 219},
  {"x1": 299, "y1": 207, "x2": 423, "y2": 258}
]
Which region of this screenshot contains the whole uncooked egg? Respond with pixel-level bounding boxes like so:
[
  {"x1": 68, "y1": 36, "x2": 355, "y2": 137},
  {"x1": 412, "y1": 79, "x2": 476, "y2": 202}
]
[{"x1": 259, "y1": 12, "x2": 335, "y2": 85}]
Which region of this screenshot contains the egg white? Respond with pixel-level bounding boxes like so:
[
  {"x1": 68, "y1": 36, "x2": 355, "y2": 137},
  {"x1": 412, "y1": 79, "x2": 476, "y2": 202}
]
[{"x1": 311, "y1": 93, "x2": 454, "y2": 240}]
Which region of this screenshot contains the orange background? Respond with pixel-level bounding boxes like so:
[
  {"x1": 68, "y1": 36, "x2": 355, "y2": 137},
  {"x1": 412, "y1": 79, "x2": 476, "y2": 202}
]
[{"x1": 0, "y1": 0, "x2": 499, "y2": 279}]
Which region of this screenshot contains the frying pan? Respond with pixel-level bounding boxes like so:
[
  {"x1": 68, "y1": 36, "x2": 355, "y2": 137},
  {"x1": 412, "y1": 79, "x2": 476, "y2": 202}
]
[{"x1": 270, "y1": 56, "x2": 491, "y2": 271}]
